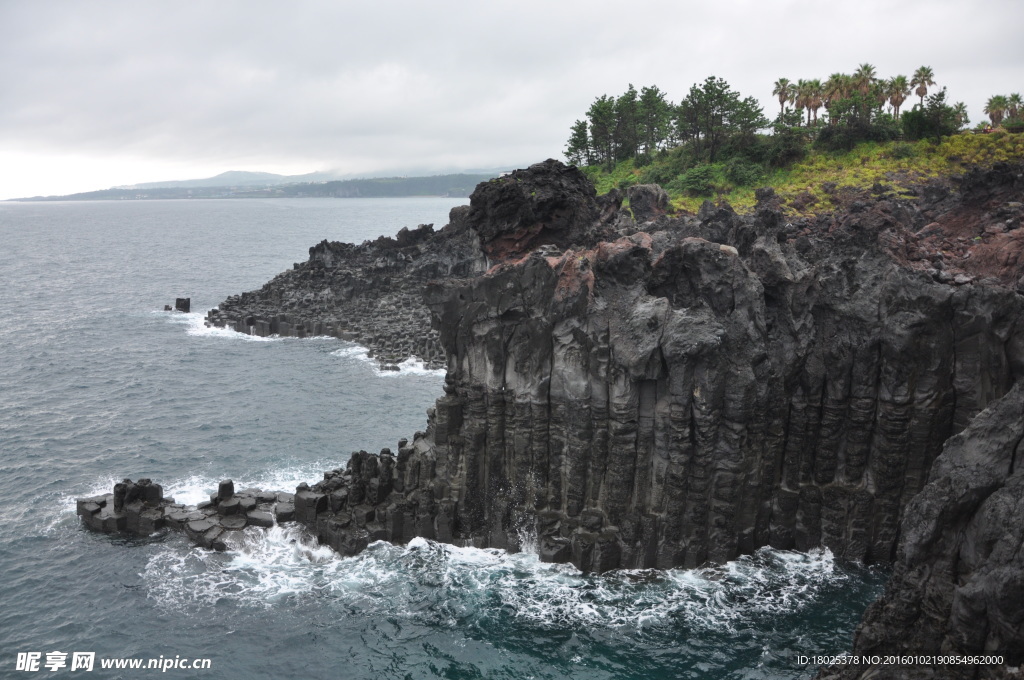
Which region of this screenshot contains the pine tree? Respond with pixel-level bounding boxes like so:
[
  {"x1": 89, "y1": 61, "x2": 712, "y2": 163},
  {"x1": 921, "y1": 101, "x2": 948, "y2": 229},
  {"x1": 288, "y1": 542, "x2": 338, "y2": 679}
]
[{"x1": 564, "y1": 119, "x2": 590, "y2": 167}]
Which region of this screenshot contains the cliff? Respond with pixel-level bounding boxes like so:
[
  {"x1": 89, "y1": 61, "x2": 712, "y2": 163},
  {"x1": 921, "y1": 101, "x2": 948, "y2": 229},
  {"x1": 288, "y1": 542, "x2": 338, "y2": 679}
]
[
  {"x1": 87, "y1": 159, "x2": 1024, "y2": 671},
  {"x1": 820, "y1": 381, "x2": 1024, "y2": 677}
]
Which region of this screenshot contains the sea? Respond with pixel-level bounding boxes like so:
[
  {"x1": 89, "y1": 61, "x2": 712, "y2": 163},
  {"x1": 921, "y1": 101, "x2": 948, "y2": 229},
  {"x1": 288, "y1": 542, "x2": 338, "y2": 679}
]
[{"x1": 0, "y1": 197, "x2": 887, "y2": 679}]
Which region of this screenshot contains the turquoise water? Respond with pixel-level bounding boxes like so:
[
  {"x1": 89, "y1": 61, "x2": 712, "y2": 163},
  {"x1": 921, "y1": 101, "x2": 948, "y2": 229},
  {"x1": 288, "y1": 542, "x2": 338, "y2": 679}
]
[{"x1": 0, "y1": 198, "x2": 887, "y2": 678}]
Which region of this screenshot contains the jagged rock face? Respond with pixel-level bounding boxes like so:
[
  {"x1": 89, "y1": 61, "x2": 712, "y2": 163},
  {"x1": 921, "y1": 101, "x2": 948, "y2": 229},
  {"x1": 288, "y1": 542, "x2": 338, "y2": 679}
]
[
  {"x1": 819, "y1": 383, "x2": 1024, "y2": 678},
  {"x1": 90, "y1": 159, "x2": 1023, "y2": 670},
  {"x1": 205, "y1": 217, "x2": 487, "y2": 369},
  {"x1": 467, "y1": 159, "x2": 609, "y2": 259},
  {"x1": 420, "y1": 205, "x2": 1024, "y2": 571},
  {"x1": 626, "y1": 183, "x2": 670, "y2": 224},
  {"x1": 202, "y1": 160, "x2": 623, "y2": 369},
  {"x1": 198, "y1": 159, "x2": 1024, "y2": 574}
]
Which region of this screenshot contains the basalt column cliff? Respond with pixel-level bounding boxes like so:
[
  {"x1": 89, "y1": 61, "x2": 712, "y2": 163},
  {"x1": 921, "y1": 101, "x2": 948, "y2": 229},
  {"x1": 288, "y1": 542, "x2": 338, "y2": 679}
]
[
  {"x1": 415, "y1": 161, "x2": 1024, "y2": 574},
  {"x1": 82, "y1": 159, "x2": 1024, "y2": 667}
]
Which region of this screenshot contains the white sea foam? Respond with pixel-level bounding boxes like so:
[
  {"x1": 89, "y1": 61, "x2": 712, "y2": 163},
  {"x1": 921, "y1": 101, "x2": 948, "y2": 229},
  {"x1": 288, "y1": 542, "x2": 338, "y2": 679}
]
[
  {"x1": 157, "y1": 310, "x2": 282, "y2": 342},
  {"x1": 159, "y1": 310, "x2": 445, "y2": 376},
  {"x1": 143, "y1": 519, "x2": 852, "y2": 634},
  {"x1": 330, "y1": 343, "x2": 445, "y2": 378},
  {"x1": 160, "y1": 463, "x2": 340, "y2": 507}
]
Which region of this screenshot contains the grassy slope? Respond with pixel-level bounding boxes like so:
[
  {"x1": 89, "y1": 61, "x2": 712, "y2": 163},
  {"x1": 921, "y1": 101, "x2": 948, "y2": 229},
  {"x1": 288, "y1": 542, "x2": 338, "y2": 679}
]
[{"x1": 582, "y1": 132, "x2": 1024, "y2": 216}]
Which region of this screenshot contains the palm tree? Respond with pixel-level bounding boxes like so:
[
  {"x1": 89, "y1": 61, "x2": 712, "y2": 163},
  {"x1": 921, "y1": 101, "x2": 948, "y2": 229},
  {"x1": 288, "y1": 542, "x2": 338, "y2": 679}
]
[
  {"x1": 772, "y1": 78, "x2": 792, "y2": 116},
  {"x1": 911, "y1": 66, "x2": 936, "y2": 107},
  {"x1": 822, "y1": 73, "x2": 848, "y2": 124},
  {"x1": 787, "y1": 81, "x2": 799, "y2": 119},
  {"x1": 887, "y1": 75, "x2": 911, "y2": 119},
  {"x1": 872, "y1": 81, "x2": 888, "y2": 110},
  {"x1": 795, "y1": 79, "x2": 817, "y2": 126},
  {"x1": 853, "y1": 63, "x2": 877, "y2": 95},
  {"x1": 985, "y1": 95, "x2": 1009, "y2": 127},
  {"x1": 1008, "y1": 93, "x2": 1023, "y2": 120},
  {"x1": 807, "y1": 79, "x2": 824, "y2": 125}
]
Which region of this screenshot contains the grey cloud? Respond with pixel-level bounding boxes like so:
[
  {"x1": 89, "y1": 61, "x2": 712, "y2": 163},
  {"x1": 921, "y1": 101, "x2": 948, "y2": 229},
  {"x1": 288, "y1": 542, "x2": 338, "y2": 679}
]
[{"x1": 1, "y1": 0, "x2": 1022, "y2": 196}]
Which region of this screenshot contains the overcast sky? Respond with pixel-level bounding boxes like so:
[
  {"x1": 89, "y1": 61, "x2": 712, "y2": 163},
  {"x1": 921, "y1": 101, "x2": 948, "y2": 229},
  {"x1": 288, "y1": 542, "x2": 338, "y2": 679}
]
[{"x1": 1, "y1": 0, "x2": 1021, "y2": 199}]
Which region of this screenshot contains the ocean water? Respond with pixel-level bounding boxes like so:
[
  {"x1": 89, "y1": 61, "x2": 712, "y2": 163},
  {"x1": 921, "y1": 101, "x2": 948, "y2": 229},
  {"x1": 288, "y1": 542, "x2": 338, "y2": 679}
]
[{"x1": 0, "y1": 197, "x2": 887, "y2": 679}]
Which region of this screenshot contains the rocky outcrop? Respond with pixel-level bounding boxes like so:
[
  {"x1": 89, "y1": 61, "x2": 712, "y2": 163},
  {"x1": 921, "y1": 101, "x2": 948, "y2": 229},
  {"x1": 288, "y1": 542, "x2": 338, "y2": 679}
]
[
  {"x1": 626, "y1": 183, "x2": 670, "y2": 223},
  {"x1": 85, "y1": 159, "x2": 1024, "y2": 670},
  {"x1": 79, "y1": 478, "x2": 290, "y2": 551},
  {"x1": 466, "y1": 159, "x2": 612, "y2": 259},
  {"x1": 819, "y1": 382, "x2": 1024, "y2": 677},
  {"x1": 420, "y1": 206, "x2": 1022, "y2": 571},
  {"x1": 204, "y1": 217, "x2": 487, "y2": 369}
]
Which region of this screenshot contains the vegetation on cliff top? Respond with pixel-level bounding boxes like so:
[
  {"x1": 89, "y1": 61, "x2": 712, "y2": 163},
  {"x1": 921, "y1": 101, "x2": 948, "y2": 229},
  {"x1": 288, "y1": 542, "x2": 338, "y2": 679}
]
[
  {"x1": 566, "y1": 67, "x2": 1024, "y2": 215},
  {"x1": 588, "y1": 133, "x2": 1024, "y2": 215}
]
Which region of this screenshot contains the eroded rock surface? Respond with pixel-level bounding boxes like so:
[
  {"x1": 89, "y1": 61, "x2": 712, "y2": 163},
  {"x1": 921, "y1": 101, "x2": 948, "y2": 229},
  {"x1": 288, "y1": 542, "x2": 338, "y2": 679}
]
[
  {"x1": 819, "y1": 383, "x2": 1024, "y2": 678},
  {"x1": 204, "y1": 217, "x2": 486, "y2": 369},
  {"x1": 86, "y1": 159, "x2": 1024, "y2": 670},
  {"x1": 79, "y1": 478, "x2": 290, "y2": 551}
]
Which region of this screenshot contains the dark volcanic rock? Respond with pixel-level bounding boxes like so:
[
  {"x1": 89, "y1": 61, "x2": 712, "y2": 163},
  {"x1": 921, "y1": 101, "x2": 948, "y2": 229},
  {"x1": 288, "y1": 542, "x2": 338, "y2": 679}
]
[
  {"x1": 202, "y1": 159, "x2": 622, "y2": 369},
  {"x1": 820, "y1": 383, "x2": 1024, "y2": 678},
  {"x1": 467, "y1": 159, "x2": 609, "y2": 259},
  {"x1": 627, "y1": 183, "x2": 670, "y2": 223},
  {"x1": 175, "y1": 297, "x2": 190, "y2": 313},
  {"x1": 84, "y1": 160, "x2": 1024, "y2": 670},
  {"x1": 421, "y1": 221, "x2": 1023, "y2": 570},
  {"x1": 203, "y1": 217, "x2": 482, "y2": 369}
]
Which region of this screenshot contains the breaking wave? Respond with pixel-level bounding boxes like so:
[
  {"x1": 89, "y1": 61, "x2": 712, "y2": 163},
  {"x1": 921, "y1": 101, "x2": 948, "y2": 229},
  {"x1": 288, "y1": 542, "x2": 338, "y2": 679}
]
[
  {"x1": 158, "y1": 310, "x2": 282, "y2": 342},
  {"x1": 331, "y1": 343, "x2": 445, "y2": 377},
  {"x1": 143, "y1": 522, "x2": 867, "y2": 638}
]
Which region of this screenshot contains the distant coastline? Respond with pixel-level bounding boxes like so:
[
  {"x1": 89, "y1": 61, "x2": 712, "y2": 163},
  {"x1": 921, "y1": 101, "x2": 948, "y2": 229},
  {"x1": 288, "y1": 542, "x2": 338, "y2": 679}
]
[{"x1": 9, "y1": 173, "x2": 499, "y2": 202}]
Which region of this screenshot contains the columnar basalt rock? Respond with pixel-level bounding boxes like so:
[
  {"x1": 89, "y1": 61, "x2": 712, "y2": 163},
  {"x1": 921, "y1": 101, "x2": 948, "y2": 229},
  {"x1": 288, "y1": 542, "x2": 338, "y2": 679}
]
[
  {"x1": 78, "y1": 478, "x2": 288, "y2": 550},
  {"x1": 422, "y1": 224, "x2": 1023, "y2": 571},
  {"x1": 204, "y1": 218, "x2": 488, "y2": 369},
  {"x1": 819, "y1": 383, "x2": 1024, "y2": 678},
  {"x1": 84, "y1": 159, "x2": 1024, "y2": 671}
]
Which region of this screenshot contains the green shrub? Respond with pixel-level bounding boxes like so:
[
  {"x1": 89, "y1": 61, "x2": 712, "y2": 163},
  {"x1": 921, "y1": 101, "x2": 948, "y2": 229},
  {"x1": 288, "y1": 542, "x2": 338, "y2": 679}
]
[
  {"x1": 890, "y1": 142, "x2": 918, "y2": 159},
  {"x1": 765, "y1": 125, "x2": 808, "y2": 167},
  {"x1": 669, "y1": 164, "x2": 716, "y2": 195},
  {"x1": 639, "y1": 146, "x2": 696, "y2": 185},
  {"x1": 724, "y1": 158, "x2": 763, "y2": 186},
  {"x1": 901, "y1": 89, "x2": 959, "y2": 141},
  {"x1": 1004, "y1": 118, "x2": 1024, "y2": 134},
  {"x1": 817, "y1": 118, "x2": 901, "y2": 151}
]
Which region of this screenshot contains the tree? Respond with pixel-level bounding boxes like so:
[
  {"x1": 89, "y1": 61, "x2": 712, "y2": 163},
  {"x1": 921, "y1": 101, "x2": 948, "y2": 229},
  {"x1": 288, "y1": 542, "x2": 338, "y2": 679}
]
[
  {"x1": 951, "y1": 102, "x2": 970, "y2": 130},
  {"x1": 731, "y1": 95, "x2": 771, "y2": 138},
  {"x1": 613, "y1": 84, "x2": 641, "y2": 161},
  {"x1": 911, "y1": 66, "x2": 936, "y2": 107},
  {"x1": 853, "y1": 63, "x2": 877, "y2": 95},
  {"x1": 1008, "y1": 93, "x2": 1023, "y2": 120},
  {"x1": 807, "y1": 79, "x2": 824, "y2": 125},
  {"x1": 985, "y1": 95, "x2": 1009, "y2": 127},
  {"x1": 677, "y1": 76, "x2": 768, "y2": 162},
  {"x1": 887, "y1": 75, "x2": 911, "y2": 119},
  {"x1": 872, "y1": 81, "x2": 888, "y2": 110},
  {"x1": 823, "y1": 73, "x2": 850, "y2": 124},
  {"x1": 638, "y1": 85, "x2": 673, "y2": 156},
  {"x1": 564, "y1": 119, "x2": 590, "y2": 166},
  {"x1": 587, "y1": 95, "x2": 616, "y2": 169},
  {"x1": 901, "y1": 88, "x2": 959, "y2": 140},
  {"x1": 795, "y1": 79, "x2": 813, "y2": 126},
  {"x1": 772, "y1": 78, "x2": 792, "y2": 116}
]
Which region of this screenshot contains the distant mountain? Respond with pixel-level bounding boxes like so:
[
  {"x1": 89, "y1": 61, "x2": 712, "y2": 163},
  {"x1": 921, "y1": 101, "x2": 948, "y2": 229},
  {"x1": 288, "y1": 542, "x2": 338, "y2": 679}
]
[
  {"x1": 116, "y1": 170, "x2": 345, "y2": 190},
  {"x1": 12, "y1": 172, "x2": 506, "y2": 201},
  {"x1": 112, "y1": 166, "x2": 517, "y2": 191}
]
